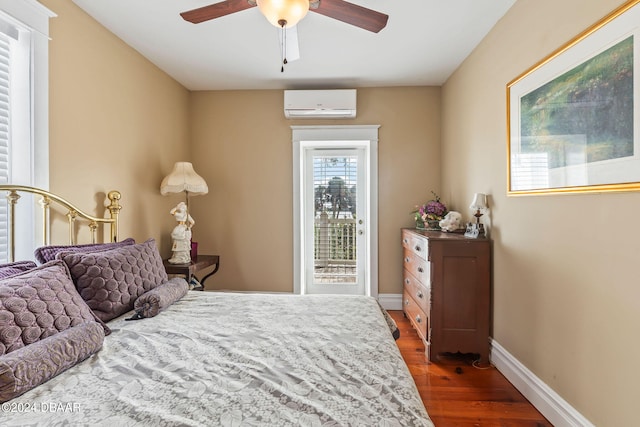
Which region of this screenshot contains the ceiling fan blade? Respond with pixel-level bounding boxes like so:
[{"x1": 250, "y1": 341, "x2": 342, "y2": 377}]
[
  {"x1": 181, "y1": 0, "x2": 256, "y2": 24},
  {"x1": 279, "y1": 25, "x2": 300, "y2": 62},
  {"x1": 311, "y1": 0, "x2": 388, "y2": 33}
]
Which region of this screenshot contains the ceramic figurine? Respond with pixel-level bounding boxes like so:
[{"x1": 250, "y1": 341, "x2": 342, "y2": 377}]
[
  {"x1": 168, "y1": 202, "x2": 194, "y2": 264},
  {"x1": 439, "y1": 211, "x2": 462, "y2": 232}
]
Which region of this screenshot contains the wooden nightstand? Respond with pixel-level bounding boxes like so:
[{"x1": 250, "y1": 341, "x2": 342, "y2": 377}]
[{"x1": 163, "y1": 255, "x2": 220, "y2": 290}]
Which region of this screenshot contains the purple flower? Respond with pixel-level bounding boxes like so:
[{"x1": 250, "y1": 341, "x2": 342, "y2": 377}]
[
  {"x1": 426, "y1": 200, "x2": 446, "y2": 216},
  {"x1": 412, "y1": 191, "x2": 448, "y2": 223}
]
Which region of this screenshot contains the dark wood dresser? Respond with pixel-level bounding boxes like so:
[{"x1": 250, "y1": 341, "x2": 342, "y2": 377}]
[{"x1": 402, "y1": 228, "x2": 492, "y2": 363}]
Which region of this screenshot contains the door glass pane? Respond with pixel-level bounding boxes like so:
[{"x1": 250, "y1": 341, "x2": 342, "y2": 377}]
[{"x1": 313, "y1": 155, "x2": 357, "y2": 284}]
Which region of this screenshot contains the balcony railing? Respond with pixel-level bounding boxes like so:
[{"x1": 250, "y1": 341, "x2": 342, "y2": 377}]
[{"x1": 314, "y1": 212, "x2": 356, "y2": 283}]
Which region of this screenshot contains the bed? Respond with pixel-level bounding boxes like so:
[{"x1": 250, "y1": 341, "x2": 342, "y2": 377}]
[{"x1": 0, "y1": 186, "x2": 433, "y2": 426}]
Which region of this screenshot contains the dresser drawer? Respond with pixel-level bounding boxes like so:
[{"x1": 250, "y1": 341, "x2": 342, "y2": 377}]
[
  {"x1": 403, "y1": 269, "x2": 429, "y2": 313},
  {"x1": 401, "y1": 229, "x2": 428, "y2": 260},
  {"x1": 403, "y1": 248, "x2": 430, "y2": 285},
  {"x1": 403, "y1": 290, "x2": 429, "y2": 343}
]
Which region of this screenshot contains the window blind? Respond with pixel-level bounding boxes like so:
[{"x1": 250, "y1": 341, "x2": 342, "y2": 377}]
[
  {"x1": 0, "y1": 4, "x2": 53, "y2": 263},
  {"x1": 0, "y1": 30, "x2": 10, "y2": 262}
]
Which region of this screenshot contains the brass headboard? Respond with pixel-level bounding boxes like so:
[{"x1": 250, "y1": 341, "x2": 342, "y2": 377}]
[{"x1": 0, "y1": 185, "x2": 122, "y2": 262}]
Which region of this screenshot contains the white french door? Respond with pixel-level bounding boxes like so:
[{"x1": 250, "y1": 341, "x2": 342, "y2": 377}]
[
  {"x1": 292, "y1": 125, "x2": 379, "y2": 297},
  {"x1": 303, "y1": 147, "x2": 366, "y2": 294}
]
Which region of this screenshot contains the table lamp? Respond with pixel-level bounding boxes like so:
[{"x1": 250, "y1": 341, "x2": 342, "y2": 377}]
[
  {"x1": 160, "y1": 162, "x2": 208, "y2": 263},
  {"x1": 469, "y1": 193, "x2": 488, "y2": 236}
]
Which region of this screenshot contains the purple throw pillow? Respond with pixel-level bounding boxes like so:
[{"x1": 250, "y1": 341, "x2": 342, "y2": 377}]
[
  {"x1": 133, "y1": 278, "x2": 189, "y2": 318},
  {"x1": 0, "y1": 260, "x2": 110, "y2": 356},
  {"x1": 60, "y1": 239, "x2": 168, "y2": 322},
  {"x1": 0, "y1": 261, "x2": 38, "y2": 279},
  {"x1": 0, "y1": 321, "x2": 104, "y2": 402},
  {"x1": 33, "y1": 238, "x2": 136, "y2": 265}
]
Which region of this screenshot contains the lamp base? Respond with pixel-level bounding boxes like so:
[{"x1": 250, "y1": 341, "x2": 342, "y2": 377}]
[
  {"x1": 168, "y1": 237, "x2": 192, "y2": 264},
  {"x1": 168, "y1": 251, "x2": 191, "y2": 264}
]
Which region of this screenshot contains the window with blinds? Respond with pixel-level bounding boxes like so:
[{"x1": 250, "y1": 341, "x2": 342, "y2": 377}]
[
  {"x1": 0, "y1": 4, "x2": 53, "y2": 263},
  {"x1": 0, "y1": 28, "x2": 12, "y2": 262}
]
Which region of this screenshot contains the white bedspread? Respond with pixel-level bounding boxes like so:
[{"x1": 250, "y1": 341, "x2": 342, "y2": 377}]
[{"x1": 3, "y1": 292, "x2": 433, "y2": 426}]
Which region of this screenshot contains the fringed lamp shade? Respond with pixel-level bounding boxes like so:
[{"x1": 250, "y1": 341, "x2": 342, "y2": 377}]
[
  {"x1": 160, "y1": 162, "x2": 208, "y2": 196},
  {"x1": 469, "y1": 193, "x2": 488, "y2": 215}
]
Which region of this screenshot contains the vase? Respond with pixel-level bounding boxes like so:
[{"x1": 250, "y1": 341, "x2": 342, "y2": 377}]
[
  {"x1": 415, "y1": 220, "x2": 426, "y2": 230},
  {"x1": 426, "y1": 219, "x2": 441, "y2": 230}
]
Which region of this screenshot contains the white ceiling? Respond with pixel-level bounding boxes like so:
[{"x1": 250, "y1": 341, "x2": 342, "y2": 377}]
[{"x1": 70, "y1": 0, "x2": 516, "y2": 91}]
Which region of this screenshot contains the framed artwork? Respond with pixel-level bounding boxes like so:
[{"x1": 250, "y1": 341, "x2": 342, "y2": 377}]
[{"x1": 507, "y1": 0, "x2": 640, "y2": 195}]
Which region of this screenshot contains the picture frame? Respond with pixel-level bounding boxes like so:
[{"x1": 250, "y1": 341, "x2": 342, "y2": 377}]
[
  {"x1": 464, "y1": 223, "x2": 484, "y2": 239},
  {"x1": 507, "y1": 0, "x2": 640, "y2": 196}
]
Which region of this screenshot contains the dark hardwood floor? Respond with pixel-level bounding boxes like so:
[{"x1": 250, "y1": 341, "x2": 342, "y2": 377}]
[{"x1": 389, "y1": 311, "x2": 553, "y2": 427}]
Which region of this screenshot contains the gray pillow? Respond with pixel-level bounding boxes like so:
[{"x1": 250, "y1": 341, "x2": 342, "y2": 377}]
[
  {"x1": 0, "y1": 260, "x2": 110, "y2": 356},
  {"x1": 34, "y1": 238, "x2": 135, "y2": 264},
  {"x1": 133, "y1": 278, "x2": 189, "y2": 319},
  {"x1": 0, "y1": 321, "x2": 104, "y2": 403},
  {"x1": 60, "y1": 239, "x2": 168, "y2": 322}
]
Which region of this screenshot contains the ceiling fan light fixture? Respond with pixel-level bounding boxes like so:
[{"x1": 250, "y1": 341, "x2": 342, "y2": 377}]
[{"x1": 256, "y1": 0, "x2": 309, "y2": 28}]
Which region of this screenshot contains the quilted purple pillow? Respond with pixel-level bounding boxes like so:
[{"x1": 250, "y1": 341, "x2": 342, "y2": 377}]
[
  {"x1": 34, "y1": 238, "x2": 135, "y2": 264},
  {"x1": 0, "y1": 260, "x2": 110, "y2": 356},
  {"x1": 0, "y1": 321, "x2": 104, "y2": 402},
  {"x1": 0, "y1": 261, "x2": 38, "y2": 279},
  {"x1": 60, "y1": 239, "x2": 168, "y2": 322}
]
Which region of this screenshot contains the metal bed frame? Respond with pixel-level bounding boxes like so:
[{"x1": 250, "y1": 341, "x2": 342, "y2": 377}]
[{"x1": 0, "y1": 185, "x2": 121, "y2": 262}]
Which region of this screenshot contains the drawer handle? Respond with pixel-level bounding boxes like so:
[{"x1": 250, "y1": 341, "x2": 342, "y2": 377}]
[
  {"x1": 405, "y1": 278, "x2": 410, "y2": 285},
  {"x1": 415, "y1": 245, "x2": 422, "y2": 252},
  {"x1": 417, "y1": 267, "x2": 424, "y2": 273},
  {"x1": 417, "y1": 291, "x2": 423, "y2": 299},
  {"x1": 403, "y1": 238, "x2": 408, "y2": 244},
  {"x1": 415, "y1": 315, "x2": 422, "y2": 324},
  {"x1": 405, "y1": 257, "x2": 410, "y2": 263},
  {"x1": 404, "y1": 299, "x2": 409, "y2": 306}
]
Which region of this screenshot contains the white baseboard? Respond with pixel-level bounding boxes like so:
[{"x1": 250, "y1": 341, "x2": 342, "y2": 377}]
[
  {"x1": 378, "y1": 293, "x2": 402, "y2": 310},
  {"x1": 490, "y1": 339, "x2": 594, "y2": 427}
]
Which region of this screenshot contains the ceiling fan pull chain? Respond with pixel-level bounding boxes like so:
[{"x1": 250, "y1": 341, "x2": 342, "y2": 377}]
[{"x1": 279, "y1": 19, "x2": 287, "y2": 72}]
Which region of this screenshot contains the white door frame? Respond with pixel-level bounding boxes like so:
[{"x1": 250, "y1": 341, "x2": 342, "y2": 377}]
[
  {"x1": 292, "y1": 125, "x2": 379, "y2": 297},
  {"x1": 303, "y1": 146, "x2": 366, "y2": 295}
]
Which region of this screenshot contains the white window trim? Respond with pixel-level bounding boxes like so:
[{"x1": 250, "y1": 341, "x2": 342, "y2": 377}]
[
  {"x1": 0, "y1": 0, "x2": 55, "y2": 190},
  {"x1": 0, "y1": 0, "x2": 54, "y2": 261},
  {"x1": 292, "y1": 125, "x2": 379, "y2": 297}
]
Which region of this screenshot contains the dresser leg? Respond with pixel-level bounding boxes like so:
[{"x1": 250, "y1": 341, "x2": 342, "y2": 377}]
[{"x1": 477, "y1": 349, "x2": 490, "y2": 366}]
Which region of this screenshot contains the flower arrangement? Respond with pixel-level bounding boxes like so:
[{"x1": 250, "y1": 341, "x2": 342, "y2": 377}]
[{"x1": 413, "y1": 191, "x2": 448, "y2": 230}]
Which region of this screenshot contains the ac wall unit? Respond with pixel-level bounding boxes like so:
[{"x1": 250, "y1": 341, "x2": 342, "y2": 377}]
[{"x1": 284, "y1": 89, "x2": 357, "y2": 119}]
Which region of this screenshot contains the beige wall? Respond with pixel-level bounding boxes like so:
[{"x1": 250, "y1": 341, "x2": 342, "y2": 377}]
[
  {"x1": 41, "y1": 0, "x2": 190, "y2": 251},
  {"x1": 442, "y1": 0, "x2": 639, "y2": 425},
  {"x1": 190, "y1": 87, "x2": 441, "y2": 292}
]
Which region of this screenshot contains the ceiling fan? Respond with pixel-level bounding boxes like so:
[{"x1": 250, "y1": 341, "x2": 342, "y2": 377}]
[
  {"x1": 180, "y1": 0, "x2": 389, "y2": 69},
  {"x1": 181, "y1": 0, "x2": 388, "y2": 33}
]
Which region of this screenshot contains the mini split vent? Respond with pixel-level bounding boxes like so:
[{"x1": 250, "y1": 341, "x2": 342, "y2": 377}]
[{"x1": 284, "y1": 89, "x2": 357, "y2": 119}]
